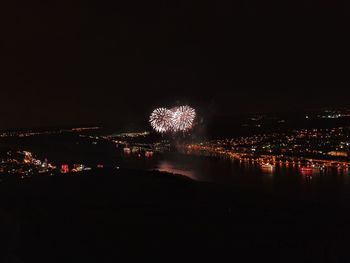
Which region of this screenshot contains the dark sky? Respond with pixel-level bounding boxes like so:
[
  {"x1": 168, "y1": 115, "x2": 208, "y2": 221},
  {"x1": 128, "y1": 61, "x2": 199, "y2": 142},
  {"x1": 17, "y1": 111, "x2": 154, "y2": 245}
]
[{"x1": 1, "y1": 0, "x2": 349, "y2": 129}]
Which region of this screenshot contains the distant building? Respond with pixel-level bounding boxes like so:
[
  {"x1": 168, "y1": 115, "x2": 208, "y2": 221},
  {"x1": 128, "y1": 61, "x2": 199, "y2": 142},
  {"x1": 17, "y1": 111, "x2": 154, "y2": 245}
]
[
  {"x1": 61, "y1": 164, "x2": 69, "y2": 173},
  {"x1": 123, "y1": 147, "x2": 131, "y2": 154},
  {"x1": 72, "y1": 164, "x2": 84, "y2": 172},
  {"x1": 328, "y1": 151, "x2": 348, "y2": 157}
]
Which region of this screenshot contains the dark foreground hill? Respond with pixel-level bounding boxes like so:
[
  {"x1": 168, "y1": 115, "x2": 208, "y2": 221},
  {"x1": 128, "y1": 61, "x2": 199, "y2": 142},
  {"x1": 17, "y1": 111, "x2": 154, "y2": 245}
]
[{"x1": 0, "y1": 168, "x2": 349, "y2": 262}]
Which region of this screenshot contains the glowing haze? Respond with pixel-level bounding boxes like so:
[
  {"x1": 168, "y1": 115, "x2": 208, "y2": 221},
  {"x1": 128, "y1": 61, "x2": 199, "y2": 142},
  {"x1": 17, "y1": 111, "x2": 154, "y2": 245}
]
[{"x1": 150, "y1": 106, "x2": 196, "y2": 133}]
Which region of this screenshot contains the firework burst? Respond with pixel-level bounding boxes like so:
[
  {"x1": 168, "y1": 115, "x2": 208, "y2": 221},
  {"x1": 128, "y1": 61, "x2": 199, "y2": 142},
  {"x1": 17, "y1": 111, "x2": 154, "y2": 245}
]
[
  {"x1": 171, "y1": 106, "x2": 196, "y2": 132},
  {"x1": 149, "y1": 108, "x2": 173, "y2": 133},
  {"x1": 149, "y1": 105, "x2": 196, "y2": 133}
]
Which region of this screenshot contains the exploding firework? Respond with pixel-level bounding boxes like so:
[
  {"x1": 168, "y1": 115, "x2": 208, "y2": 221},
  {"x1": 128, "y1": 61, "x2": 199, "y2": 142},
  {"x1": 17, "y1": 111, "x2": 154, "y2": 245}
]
[
  {"x1": 150, "y1": 105, "x2": 196, "y2": 133},
  {"x1": 149, "y1": 108, "x2": 173, "y2": 133},
  {"x1": 171, "y1": 106, "x2": 196, "y2": 132}
]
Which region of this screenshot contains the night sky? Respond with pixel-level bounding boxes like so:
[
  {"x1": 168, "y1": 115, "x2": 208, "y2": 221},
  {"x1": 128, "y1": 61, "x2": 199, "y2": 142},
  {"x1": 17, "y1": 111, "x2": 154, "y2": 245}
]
[{"x1": 1, "y1": 1, "x2": 349, "y2": 129}]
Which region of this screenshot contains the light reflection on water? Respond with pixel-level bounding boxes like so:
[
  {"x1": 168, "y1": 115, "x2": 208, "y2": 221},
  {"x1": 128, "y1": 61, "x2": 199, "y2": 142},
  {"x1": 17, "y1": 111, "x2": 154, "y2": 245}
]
[
  {"x1": 118, "y1": 151, "x2": 350, "y2": 204},
  {"x1": 156, "y1": 161, "x2": 197, "y2": 180}
]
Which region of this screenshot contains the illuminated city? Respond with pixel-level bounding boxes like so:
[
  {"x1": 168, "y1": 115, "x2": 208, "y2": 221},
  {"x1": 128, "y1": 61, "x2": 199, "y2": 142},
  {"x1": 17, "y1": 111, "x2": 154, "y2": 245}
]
[{"x1": 1, "y1": 0, "x2": 350, "y2": 262}]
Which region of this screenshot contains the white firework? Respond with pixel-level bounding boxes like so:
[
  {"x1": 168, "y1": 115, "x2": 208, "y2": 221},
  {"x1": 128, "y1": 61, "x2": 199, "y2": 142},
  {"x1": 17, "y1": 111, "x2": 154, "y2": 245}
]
[
  {"x1": 149, "y1": 108, "x2": 173, "y2": 133},
  {"x1": 171, "y1": 106, "x2": 196, "y2": 132}
]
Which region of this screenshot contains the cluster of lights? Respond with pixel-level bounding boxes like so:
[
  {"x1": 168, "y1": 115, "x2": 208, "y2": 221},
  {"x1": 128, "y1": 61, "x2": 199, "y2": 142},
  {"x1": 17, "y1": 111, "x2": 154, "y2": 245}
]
[{"x1": 150, "y1": 106, "x2": 196, "y2": 133}]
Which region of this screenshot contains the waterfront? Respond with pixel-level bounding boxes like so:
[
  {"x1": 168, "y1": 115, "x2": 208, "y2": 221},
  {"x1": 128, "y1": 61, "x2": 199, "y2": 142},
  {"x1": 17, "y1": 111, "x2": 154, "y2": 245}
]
[
  {"x1": 2, "y1": 129, "x2": 350, "y2": 207},
  {"x1": 2, "y1": 129, "x2": 350, "y2": 262},
  {"x1": 117, "y1": 150, "x2": 350, "y2": 205}
]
